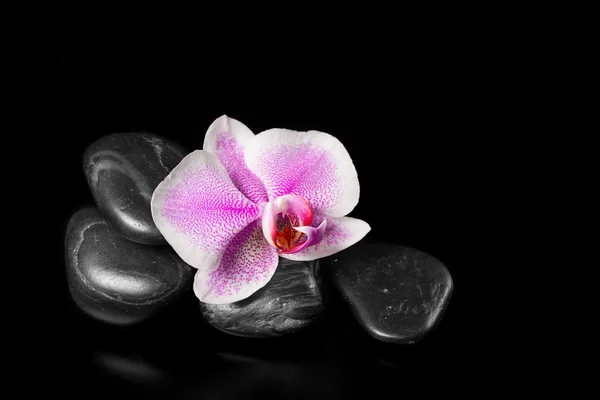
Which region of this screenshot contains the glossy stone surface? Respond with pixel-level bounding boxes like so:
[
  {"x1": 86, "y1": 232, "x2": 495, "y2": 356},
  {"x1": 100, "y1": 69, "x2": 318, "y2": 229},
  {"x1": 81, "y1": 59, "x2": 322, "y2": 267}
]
[
  {"x1": 200, "y1": 258, "x2": 323, "y2": 337},
  {"x1": 328, "y1": 242, "x2": 453, "y2": 344},
  {"x1": 65, "y1": 207, "x2": 194, "y2": 325},
  {"x1": 83, "y1": 132, "x2": 186, "y2": 245}
]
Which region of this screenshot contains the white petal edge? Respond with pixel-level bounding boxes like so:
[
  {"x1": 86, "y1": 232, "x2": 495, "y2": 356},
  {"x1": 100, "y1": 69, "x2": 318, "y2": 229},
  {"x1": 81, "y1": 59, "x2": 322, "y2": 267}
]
[{"x1": 203, "y1": 114, "x2": 255, "y2": 154}]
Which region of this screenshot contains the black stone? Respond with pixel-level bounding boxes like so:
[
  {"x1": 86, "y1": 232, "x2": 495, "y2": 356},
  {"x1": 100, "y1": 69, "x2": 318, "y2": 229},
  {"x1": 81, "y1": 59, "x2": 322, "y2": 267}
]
[
  {"x1": 65, "y1": 207, "x2": 194, "y2": 325},
  {"x1": 200, "y1": 258, "x2": 323, "y2": 337},
  {"x1": 83, "y1": 132, "x2": 186, "y2": 245},
  {"x1": 327, "y1": 242, "x2": 453, "y2": 344}
]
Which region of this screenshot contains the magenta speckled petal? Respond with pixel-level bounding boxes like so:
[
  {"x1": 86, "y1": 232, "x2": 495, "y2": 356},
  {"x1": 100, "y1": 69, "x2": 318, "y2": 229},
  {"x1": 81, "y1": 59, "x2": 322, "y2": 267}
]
[
  {"x1": 151, "y1": 150, "x2": 261, "y2": 271},
  {"x1": 203, "y1": 115, "x2": 269, "y2": 204},
  {"x1": 244, "y1": 129, "x2": 360, "y2": 218},
  {"x1": 193, "y1": 221, "x2": 279, "y2": 304},
  {"x1": 279, "y1": 214, "x2": 371, "y2": 261}
]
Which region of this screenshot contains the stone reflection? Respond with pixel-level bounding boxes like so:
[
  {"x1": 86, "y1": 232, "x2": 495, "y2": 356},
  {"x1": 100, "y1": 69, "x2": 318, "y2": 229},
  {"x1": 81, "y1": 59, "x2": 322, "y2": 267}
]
[
  {"x1": 178, "y1": 352, "x2": 343, "y2": 400},
  {"x1": 93, "y1": 351, "x2": 169, "y2": 385}
]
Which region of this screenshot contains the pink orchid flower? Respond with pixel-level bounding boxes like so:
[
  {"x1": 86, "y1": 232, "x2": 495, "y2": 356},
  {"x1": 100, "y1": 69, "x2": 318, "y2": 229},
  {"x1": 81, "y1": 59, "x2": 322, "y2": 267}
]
[{"x1": 151, "y1": 115, "x2": 370, "y2": 304}]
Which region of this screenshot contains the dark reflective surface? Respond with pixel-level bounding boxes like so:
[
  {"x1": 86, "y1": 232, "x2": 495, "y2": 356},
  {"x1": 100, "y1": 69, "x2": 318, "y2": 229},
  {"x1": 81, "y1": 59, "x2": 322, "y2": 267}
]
[
  {"x1": 43, "y1": 58, "x2": 475, "y2": 398},
  {"x1": 55, "y1": 260, "x2": 464, "y2": 398}
]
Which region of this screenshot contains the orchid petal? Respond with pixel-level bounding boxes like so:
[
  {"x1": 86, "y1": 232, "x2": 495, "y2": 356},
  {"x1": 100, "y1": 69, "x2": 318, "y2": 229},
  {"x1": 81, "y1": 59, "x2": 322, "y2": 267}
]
[
  {"x1": 151, "y1": 150, "x2": 261, "y2": 271},
  {"x1": 203, "y1": 115, "x2": 269, "y2": 204},
  {"x1": 193, "y1": 221, "x2": 279, "y2": 304},
  {"x1": 280, "y1": 214, "x2": 370, "y2": 261},
  {"x1": 244, "y1": 129, "x2": 360, "y2": 217}
]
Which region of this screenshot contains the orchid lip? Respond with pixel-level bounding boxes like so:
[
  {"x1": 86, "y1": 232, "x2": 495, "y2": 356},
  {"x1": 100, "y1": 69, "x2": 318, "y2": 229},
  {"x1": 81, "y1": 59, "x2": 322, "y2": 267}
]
[{"x1": 261, "y1": 194, "x2": 324, "y2": 254}]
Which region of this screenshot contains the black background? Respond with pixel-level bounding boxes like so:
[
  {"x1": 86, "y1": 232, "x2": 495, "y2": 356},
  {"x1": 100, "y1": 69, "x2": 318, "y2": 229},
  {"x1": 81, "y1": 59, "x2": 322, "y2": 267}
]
[{"x1": 37, "y1": 56, "x2": 478, "y2": 398}]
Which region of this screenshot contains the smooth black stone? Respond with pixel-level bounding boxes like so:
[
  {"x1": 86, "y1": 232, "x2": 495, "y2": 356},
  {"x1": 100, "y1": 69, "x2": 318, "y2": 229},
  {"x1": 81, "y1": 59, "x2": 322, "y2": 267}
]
[
  {"x1": 200, "y1": 259, "x2": 323, "y2": 337},
  {"x1": 83, "y1": 132, "x2": 186, "y2": 245},
  {"x1": 65, "y1": 207, "x2": 194, "y2": 325},
  {"x1": 327, "y1": 242, "x2": 453, "y2": 344}
]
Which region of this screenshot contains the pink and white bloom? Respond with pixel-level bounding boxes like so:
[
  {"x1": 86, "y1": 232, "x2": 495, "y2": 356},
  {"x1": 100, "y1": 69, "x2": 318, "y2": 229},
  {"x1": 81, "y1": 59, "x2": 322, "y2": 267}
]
[{"x1": 151, "y1": 115, "x2": 370, "y2": 304}]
